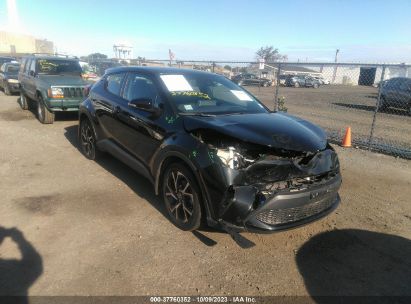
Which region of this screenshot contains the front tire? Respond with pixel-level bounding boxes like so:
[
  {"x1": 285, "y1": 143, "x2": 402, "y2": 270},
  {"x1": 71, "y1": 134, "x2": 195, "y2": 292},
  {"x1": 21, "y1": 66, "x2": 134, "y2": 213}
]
[
  {"x1": 37, "y1": 96, "x2": 55, "y2": 124},
  {"x1": 294, "y1": 82, "x2": 300, "y2": 88},
  {"x1": 19, "y1": 92, "x2": 29, "y2": 110},
  {"x1": 162, "y1": 163, "x2": 202, "y2": 231},
  {"x1": 313, "y1": 83, "x2": 319, "y2": 89}
]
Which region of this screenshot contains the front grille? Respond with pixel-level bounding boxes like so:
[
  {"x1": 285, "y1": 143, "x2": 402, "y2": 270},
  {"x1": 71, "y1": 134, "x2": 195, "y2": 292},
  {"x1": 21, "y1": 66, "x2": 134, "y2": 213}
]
[
  {"x1": 62, "y1": 87, "x2": 84, "y2": 98},
  {"x1": 255, "y1": 196, "x2": 335, "y2": 225}
]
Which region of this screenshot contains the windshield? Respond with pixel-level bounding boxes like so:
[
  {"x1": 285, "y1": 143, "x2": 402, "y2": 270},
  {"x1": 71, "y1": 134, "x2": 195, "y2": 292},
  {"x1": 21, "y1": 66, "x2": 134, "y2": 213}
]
[
  {"x1": 6, "y1": 65, "x2": 19, "y2": 74},
  {"x1": 36, "y1": 59, "x2": 82, "y2": 75},
  {"x1": 161, "y1": 73, "x2": 269, "y2": 115}
]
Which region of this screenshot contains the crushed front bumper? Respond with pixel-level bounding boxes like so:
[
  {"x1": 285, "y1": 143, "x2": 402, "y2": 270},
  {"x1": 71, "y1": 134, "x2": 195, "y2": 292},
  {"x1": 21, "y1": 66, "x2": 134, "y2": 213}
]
[
  {"x1": 218, "y1": 173, "x2": 341, "y2": 233},
  {"x1": 244, "y1": 174, "x2": 341, "y2": 232}
]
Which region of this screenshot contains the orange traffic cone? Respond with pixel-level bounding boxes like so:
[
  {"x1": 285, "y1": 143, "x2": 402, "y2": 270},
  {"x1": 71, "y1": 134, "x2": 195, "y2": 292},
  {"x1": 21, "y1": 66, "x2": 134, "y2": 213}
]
[{"x1": 341, "y1": 127, "x2": 352, "y2": 147}]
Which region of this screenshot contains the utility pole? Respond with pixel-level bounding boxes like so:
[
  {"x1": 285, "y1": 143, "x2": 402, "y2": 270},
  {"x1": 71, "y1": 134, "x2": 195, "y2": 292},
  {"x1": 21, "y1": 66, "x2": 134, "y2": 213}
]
[
  {"x1": 332, "y1": 49, "x2": 340, "y2": 84},
  {"x1": 334, "y1": 49, "x2": 340, "y2": 63}
]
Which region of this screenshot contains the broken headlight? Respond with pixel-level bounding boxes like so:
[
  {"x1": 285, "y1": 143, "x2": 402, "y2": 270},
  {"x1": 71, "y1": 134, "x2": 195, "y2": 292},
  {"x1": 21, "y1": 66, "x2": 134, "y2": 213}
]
[{"x1": 216, "y1": 147, "x2": 254, "y2": 169}]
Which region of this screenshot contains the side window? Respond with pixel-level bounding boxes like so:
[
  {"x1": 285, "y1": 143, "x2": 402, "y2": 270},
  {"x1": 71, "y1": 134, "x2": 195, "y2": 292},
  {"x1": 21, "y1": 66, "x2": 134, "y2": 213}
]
[
  {"x1": 106, "y1": 73, "x2": 125, "y2": 96},
  {"x1": 24, "y1": 59, "x2": 31, "y2": 74},
  {"x1": 20, "y1": 58, "x2": 26, "y2": 73},
  {"x1": 0, "y1": 64, "x2": 4, "y2": 72},
  {"x1": 29, "y1": 59, "x2": 36, "y2": 74},
  {"x1": 123, "y1": 73, "x2": 158, "y2": 103}
]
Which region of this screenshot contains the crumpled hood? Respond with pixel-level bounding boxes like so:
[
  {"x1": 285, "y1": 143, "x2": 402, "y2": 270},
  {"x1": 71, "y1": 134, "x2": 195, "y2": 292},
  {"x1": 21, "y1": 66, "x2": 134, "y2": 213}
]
[
  {"x1": 38, "y1": 75, "x2": 88, "y2": 87},
  {"x1": 183, "y1": 112, "x2": 327, "y2": 152}
]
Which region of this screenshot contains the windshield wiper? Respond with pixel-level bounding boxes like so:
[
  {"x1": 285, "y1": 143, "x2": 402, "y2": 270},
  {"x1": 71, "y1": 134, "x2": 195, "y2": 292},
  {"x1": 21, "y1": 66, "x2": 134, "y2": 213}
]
[{"x1": 179, "y1": 112, "x2": 215, "y2": 117}]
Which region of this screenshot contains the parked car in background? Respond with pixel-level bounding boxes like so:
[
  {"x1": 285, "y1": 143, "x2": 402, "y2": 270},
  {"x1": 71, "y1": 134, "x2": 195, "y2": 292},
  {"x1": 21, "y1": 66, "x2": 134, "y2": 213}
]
[
  {"x1": 18, "y1": 54, "x2": 89, "y2": 124},
  {"x1": 278, "y1": 74, "x2": 289, "y2": 86},
  {"x1": 0, "y1": 62, "x2": 20, "y2": 95},
  {"x1": 285, "y1": 75, "x2": 321, "y2": 88},
  {"x1": 79, "y1": 61, "x2": 99, "y2": 82},
  {"x1": 78, "y1": 66, "x2": 341, "y2": 232},
  {"x1": 0, "y1": 56, "x2": 16, "y2": 67},
  {"x1": 313, "y1": 76, "x2": 330, "y2": 85},
  {"x1": 373, "y1": 79, "x2": 388, "y2": 88},
  {"x1": 232, "y1": 73, "x2": 272, "y2": 87},
  {"x1": 380, "y1": 77, "x2": 411, "y2": 115}
]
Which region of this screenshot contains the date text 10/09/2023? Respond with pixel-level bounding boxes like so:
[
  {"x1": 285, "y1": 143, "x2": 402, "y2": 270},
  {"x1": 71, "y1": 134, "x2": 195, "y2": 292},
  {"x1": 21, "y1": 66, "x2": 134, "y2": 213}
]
[{"x1": 149, "y1": 296, "x2": 257, "y2": 303}]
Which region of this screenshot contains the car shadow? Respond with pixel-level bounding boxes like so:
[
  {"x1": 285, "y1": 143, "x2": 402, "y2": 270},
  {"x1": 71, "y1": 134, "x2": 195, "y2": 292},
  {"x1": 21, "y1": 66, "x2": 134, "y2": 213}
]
[
  {"x1": 296, "y1": 229, "x2": 411, "y2": 300},
  {"x1": 0, "y1": 226, "x2": 43, "y2": 303},
  {"x1": 63, "y1": 125, "x2": 256, "y2": 249},
  {"x1": 333, "y1": 102, "x2": 410, "y2": 116}
]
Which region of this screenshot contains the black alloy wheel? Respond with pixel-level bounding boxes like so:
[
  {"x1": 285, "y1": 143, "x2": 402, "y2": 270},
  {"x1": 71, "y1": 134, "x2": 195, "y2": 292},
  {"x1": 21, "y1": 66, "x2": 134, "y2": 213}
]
[
  {"x1": 162, "y1": 164, "x2": 202, "y2": 231},
  {"x1": 79, "y1": 118, "x2": 99, "y2": 160}
]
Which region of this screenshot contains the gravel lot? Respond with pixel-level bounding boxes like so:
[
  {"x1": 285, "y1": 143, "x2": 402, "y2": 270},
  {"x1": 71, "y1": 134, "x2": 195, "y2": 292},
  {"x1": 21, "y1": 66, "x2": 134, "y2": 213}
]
[
  {"x1": 248, "y1": 85, "x2": 411, "y2": 156},
  {"x1": 0, "y1": 91, "x2": 410, "y2": 298}
]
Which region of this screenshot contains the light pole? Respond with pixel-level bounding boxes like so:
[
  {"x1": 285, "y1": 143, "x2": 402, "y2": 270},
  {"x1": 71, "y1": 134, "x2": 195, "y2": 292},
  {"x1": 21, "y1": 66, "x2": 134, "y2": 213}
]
[{"x1": 332, "y1": 49, "x2": 340, "y2": 83}]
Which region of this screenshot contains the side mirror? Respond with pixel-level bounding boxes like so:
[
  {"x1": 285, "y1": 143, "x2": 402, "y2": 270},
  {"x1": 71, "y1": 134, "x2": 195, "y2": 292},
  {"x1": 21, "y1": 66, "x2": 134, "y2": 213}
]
[{"x1": 128, "y1": 98, "x2": 161, "y2": 114}]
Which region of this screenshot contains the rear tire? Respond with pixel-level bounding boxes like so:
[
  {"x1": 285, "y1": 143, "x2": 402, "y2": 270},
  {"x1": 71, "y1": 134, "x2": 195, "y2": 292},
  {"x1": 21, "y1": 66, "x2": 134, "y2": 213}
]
[
  {"x1": 162, "y1": 163, "x2": 202, "y2": 231},
  {"x1": 294, "y1": 82, "x2": 300, "y2": 88},
  {"x1": 19, "y1": 92, "x2": 29, "y2": 110},
  {"x1": 79, "y1": 118, "x2": 101, "y2": 160},
  {"x1": 37, "y1": 95, "x2": 55, "y2": 124}
]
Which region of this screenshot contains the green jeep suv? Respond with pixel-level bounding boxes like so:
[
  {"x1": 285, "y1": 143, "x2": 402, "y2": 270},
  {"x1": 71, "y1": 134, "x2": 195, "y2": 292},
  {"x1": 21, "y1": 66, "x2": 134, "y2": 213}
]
[{"x1": 18, "y1": 54, "x2": 89, "y2": 124}]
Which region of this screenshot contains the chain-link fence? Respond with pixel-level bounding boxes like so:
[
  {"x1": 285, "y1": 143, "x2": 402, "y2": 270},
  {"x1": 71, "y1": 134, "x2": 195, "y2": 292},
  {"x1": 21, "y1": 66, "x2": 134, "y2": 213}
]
[{"x1": 88, "y1": 58, "x2": 411, "y2": 159}]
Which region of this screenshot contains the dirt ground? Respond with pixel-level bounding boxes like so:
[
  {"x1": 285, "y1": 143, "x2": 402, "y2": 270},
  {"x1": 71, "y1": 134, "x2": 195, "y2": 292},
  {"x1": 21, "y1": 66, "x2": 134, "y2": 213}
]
[
  {"x1": 0, "y1": 91, "x2": 410, "y2": 298},
  {"x1": 248, "y1": 85, "x2": 411, "y2": 155}
]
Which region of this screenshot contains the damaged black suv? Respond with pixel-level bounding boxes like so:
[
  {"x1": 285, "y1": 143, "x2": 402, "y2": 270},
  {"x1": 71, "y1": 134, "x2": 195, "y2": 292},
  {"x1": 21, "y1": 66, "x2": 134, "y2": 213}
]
[{"x1": 78, "y1": 67, "x2": 341, "y2": 232}]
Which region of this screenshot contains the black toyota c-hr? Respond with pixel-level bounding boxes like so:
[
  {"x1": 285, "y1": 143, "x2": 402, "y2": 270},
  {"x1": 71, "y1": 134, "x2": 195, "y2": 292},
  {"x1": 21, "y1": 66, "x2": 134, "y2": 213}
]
[{"x1": 78, "y1": 67, "x2": 341, "y2": 232}]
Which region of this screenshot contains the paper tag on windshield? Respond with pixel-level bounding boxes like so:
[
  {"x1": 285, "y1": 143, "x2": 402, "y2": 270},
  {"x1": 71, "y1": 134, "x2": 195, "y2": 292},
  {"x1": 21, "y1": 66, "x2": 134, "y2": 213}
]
[
  {"x1": 160, "y1": 75, "x2": 193, "y2": 92},
  {"x1": 230, "y1": 90, "x2": 253, "y2": 101},
  {"x1": 184, "y1": 104, "x2": 193, "y2": 110}
]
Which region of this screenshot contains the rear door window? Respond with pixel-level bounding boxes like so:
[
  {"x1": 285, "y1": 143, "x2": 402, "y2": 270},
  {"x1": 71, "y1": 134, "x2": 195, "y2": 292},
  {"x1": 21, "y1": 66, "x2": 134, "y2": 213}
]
[{"x1": 106, "y1": 73, "x2": 125, "y2": 96}]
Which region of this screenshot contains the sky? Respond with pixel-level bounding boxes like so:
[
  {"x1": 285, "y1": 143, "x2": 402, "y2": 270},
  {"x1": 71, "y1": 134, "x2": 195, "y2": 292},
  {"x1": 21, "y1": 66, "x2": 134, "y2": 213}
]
[{"x1": 1, "y1": 0, "x2": 411, "y2": 62}]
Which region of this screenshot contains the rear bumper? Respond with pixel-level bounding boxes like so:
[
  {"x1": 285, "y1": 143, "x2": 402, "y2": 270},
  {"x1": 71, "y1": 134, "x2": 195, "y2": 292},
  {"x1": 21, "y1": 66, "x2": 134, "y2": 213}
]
[{"x1": 242, "y1": 175, "x2": 341, "y2": 232}]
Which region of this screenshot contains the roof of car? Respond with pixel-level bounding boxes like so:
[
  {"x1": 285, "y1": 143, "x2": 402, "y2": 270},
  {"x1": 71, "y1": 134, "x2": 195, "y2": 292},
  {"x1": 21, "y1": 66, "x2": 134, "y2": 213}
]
[
  {"x1": 23, "y1": 54, "x2": 79, "y2": 61},
  {"x1": 105, "y1": 66, "x2": 218, "y2": 76}
]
